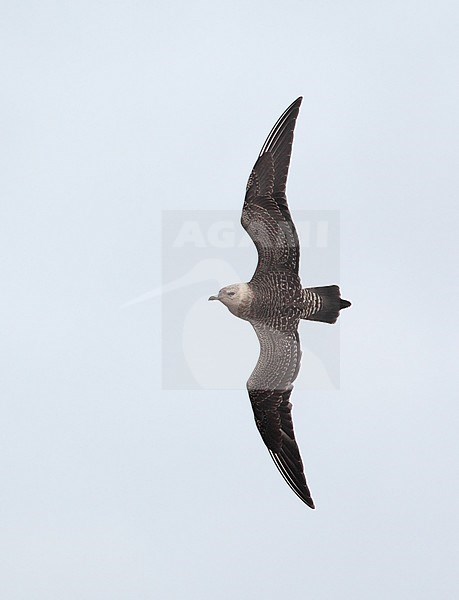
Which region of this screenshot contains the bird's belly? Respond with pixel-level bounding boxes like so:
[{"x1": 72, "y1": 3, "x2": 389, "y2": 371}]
[
  {"x1": 248, "y1": 272, "x2": 303, "y2": 328},
  {"x1": 250, "y1": 293, "x2": 302, "y2": 329}
]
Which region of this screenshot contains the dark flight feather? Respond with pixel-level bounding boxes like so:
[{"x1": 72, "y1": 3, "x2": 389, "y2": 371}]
[
  {"x1": 241, "y1": 97, "x2": 302, "y2": 275},
  {"x1": 248, "y1": 325, "x2": 314, "y2": 508}
]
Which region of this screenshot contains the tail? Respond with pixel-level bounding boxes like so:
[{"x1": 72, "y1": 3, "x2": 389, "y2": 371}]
[{"x1": 303, "y1": 285, "x2": 351, "y2": 324}]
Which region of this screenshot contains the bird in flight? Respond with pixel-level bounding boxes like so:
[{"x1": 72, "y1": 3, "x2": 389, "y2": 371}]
[{"x1": 209, "y1": 97, "x2": 351, "y2": 508}]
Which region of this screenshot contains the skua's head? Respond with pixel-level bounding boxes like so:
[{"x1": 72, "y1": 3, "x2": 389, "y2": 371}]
[{"x1": 208, "y1": 283, "x2": 251, "y2": 316}]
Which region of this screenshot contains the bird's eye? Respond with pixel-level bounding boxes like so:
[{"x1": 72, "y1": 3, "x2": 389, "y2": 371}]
[{"x1": 227, "y1": 291, "x2": 235, "y2": 297}]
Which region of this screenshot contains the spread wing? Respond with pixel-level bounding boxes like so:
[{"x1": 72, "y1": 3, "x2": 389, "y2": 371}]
[
  {"x1": 247, "y1": 324, "x2": 314, "y2": 508},
  {"x1": 241, "y1": 97, "x2": 302, "y2": 275}
]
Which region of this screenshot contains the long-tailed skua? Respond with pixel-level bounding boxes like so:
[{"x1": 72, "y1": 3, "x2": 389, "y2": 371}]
[{"x1": 209, "y1": 97, "x2": 351, "y2": 508}]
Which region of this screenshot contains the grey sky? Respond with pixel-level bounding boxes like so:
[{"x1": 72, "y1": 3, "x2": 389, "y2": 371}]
[{"x1": 1, "y1": 1, "x2": 458, "y2": 598}]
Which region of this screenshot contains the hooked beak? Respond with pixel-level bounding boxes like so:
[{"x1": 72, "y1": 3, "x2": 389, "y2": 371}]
[{"x1": 208, "y1": 295, "x2": 219, "y2": 301}]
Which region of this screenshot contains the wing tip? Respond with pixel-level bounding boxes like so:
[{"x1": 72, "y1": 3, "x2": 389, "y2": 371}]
[
  {"x1": 258, "y1": 96, "x2": 303, "y2": 158},
  {"x1": 269, "y1": 449, "x2": 316, "y2": 509},
  {"x1": 296, "y1": 487, "x2": 315, "y2": 509},
  {"x1": 304, "y1": 496, "x2": 315, "y2": 510},
  {"x1": 283, "y1": 96, "x2": 303, "y2": 117},
  {"x1": 288, "y1": 96, "x2": 303, "y2": 112}
]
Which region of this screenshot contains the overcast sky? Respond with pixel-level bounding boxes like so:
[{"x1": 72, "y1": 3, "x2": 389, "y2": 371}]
[{"x1": 1, "y1": 1, "x2": 459, "y2": 598}]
